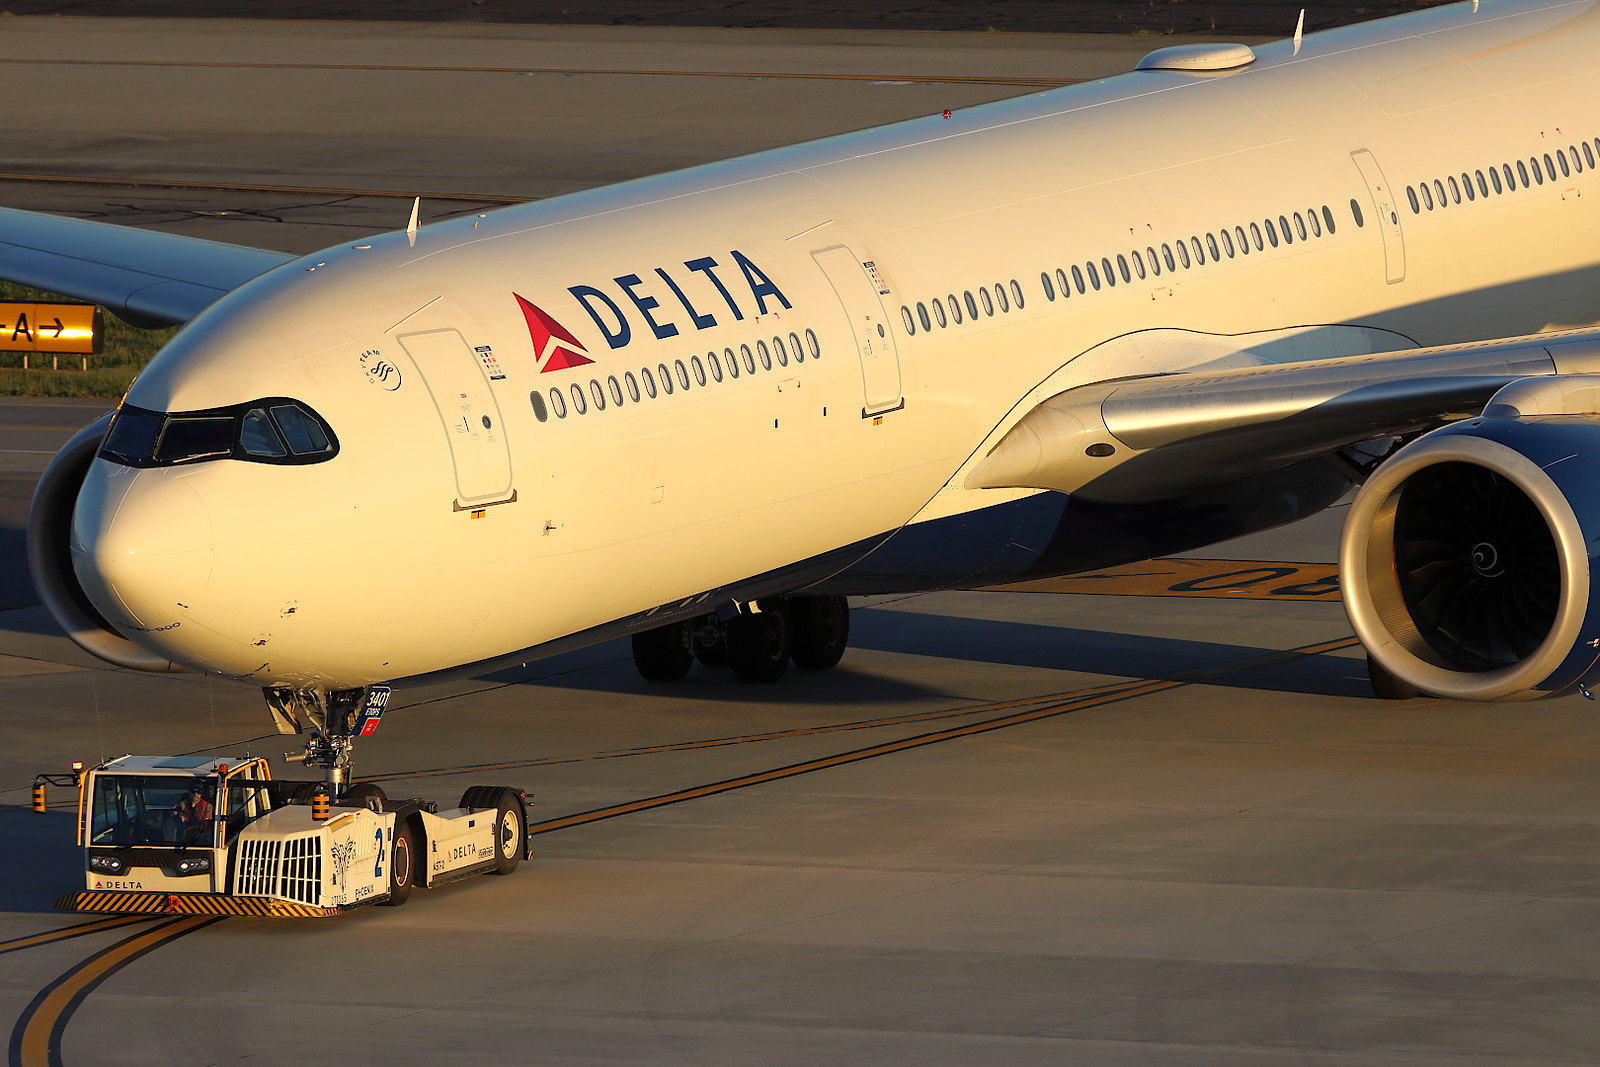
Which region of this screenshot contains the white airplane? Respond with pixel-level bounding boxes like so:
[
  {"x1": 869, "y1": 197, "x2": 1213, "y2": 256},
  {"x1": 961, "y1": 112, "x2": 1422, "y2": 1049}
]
[{"x1": 13, "y1": 0, "x2": 1600, "y2": 782}]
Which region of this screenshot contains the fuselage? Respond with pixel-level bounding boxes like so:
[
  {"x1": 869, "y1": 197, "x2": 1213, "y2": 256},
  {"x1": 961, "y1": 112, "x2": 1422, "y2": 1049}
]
[{"x1": 71, "y1": 0, "x2": 1600, "y2": 688}]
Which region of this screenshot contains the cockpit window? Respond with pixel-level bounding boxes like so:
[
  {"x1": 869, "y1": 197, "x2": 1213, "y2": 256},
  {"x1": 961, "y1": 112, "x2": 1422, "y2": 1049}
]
[
  {"x1": 240, "y1": 408, "x2": 287, "y2": 457},
  {"x1": 270, "y1": 404, "x2": 332, "y2": 455},
  {"x1": 155, "y1": 416, "x2": 233, "y2": 463},
  {"x1": 100, "y1": 398, "x2": 338, "y2": 468}
]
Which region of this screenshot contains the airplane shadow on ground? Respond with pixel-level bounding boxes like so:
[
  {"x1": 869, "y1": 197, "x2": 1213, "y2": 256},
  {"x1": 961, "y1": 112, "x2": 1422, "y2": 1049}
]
[
  {"x1": 0, "y1": 809, "x2": 90, "y2": 913},
  {"x1": 481, "y1": 609, "x2": 1372, "y2": 703}
]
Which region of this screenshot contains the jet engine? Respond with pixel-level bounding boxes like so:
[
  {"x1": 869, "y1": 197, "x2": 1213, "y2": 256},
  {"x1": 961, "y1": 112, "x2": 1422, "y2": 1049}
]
[
  {"x1": 1341, "y1": 377, "x2": 1600, "y2": 700},
  {"x1": 26, "y1": 413, "x2": 184, "y2": 673}
]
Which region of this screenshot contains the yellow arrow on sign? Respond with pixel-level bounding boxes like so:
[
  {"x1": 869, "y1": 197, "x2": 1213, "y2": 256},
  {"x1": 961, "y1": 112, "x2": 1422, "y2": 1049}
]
[{"x1": 0, "y1": 302, "x2": 102, "y2": 354}]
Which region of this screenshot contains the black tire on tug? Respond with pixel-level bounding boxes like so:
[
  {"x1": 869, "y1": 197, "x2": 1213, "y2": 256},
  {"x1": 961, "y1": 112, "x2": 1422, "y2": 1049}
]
[
  {"x1": 379, "y1": 820, "x2": 417, "y2": 906},
  {"x1": 631, "y1": 622, "x2": 694, "y2": 681},
  {"x1": 726, "y1": 604, "x2": 791, "y2": 684},
  {"x1": 1367, "y1": 655, "x2": 1422, "y2": 700},
  {"x1": 338, "y1": 782, "x2": 387, "y2": 809},
  {"x1": 489, "y1": 788, "x2": 526, "y2": 875},
  {"x1": 789, "y1": 596, "x2": 849, "y2": 670}
]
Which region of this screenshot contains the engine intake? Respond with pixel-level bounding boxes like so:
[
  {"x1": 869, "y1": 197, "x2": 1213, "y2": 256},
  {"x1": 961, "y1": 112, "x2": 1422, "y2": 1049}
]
[
  {"x1": 1342, "y1": 405, "x2": 1600, "y2": 700},
  {"x1": 27, "y1": 413, "x2": 185, "y2": 673}
]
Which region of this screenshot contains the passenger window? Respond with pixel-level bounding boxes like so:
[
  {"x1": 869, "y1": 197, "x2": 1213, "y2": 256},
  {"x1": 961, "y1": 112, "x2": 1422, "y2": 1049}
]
[
  {"x1": 529, "y1": 391, "x2": 548, "y2": 423},
  {"x1": 742, "y1": 344, "x2": 757, "y2": 373},
  {"x1": 1205, "y1": 233, "x2": 1220, "y2": 260},
  {"x1": 981, "y1": 286, "x2": 996, "y2": 314},
  {"x1": 691, "y1": 357, "x2": 706, "y2": 386},
  {"x1": 609, "y1": 376, "x2": 624, "y2": 405},
  {"x1": 658, "y1": 363, "x2": 674, "y2": 394},
  {"x1": 1277, "y1": 216, "x2": 1293, "y2": 243},
  {"x1": 1010, "y1": 279, "x2": 1024, "y2": 308},
  {"x1": 1086, "y1": 262, "x2": 1101, "y2": 290},
  {"x1": 933, "y1": 299, "x2": 947, "y2": 327},
  {"x1": 1056, "y1": 268, "x2": 1073, "y2": 296},
  {"x1": 1306, "y1": 210, "x2": 1321, "y2": 237},
  {"x1": 1447, "y1": 176, "x2": 1461, "y2": 203},
  {"x1": 1189, "y1": 236, "x2": 1205, "y2": 264},
  {"x1": 1264, "y1": 220, "x2": 1279, "y2": 247},
  {"x1": 1432, "y1": 179, "x2": 1445, "y2": 205},
  {"x1": 1515, "y1": 160, "x2": 1529, "y2": 187},
  {"x1": 1293, "y1": 213, "x2": 1307, "y2": 239},
  {"x1": 625, "y1": 371, "x2": 641, "y2": 401},
  {"x1": 996, "y1": 283, "x2": 1010, "y2": 311},
  {"x1": 1321, "y1": 205, "x2": 1335, "y2": 233},
  {"x1": 1176, "y1": 240, "x2": 1191, "y2": 268},
  {"x1": 1041, "y1": 273, "x2": 1055, "y2": 301},
  {"x1": 590, "y1": 379, "x2": 606, "y2": 410},
  {"x1": 901, "y1": 306, "x2": 915, "y2": 334},
  {"x1": 708, "y1": 353, "x2": 723, "y2": 382},
  {"x1": 1100, "y1": 258, "x2": 1115, "y2": 287},
  {"x1": 570, "y1": 384, "x2": 587, "y2": 414},
  {"x1": 1475, "y1": 169, "x2": 1488, "y2": 196},
  {"x1": 1585, "y1": 141, "x2": 1597, "y2": 169},
  {"x1": 1116, "y1": 256, "x2": 1131, "y2": 284},
  {"x1": 1145, "y1": 247, "x2": 1161, "y2": 276},
  {"x1": 1461, "y1": 174, "x2": 1475, "y2": 201},
  {"x1": 1490, "y1": 167, "x2": 1503, "y2": 194},
  {"x1": 776, "y1": 337, "x2": 791, "y2": 366},
  {"x1": 1132, "y1": 250, "x2": 1147, "y2": 278},
  {"x1": 949, "y1": 295, "x2": 963, "y2": 322},
  {"x1": 1544, "y1": 153, "x2": 1557, "y2": 180},
  {"x1": 1070, "y1": 268, "x2": 1085, "y2": 295},
  {"x1": 270, "y1": 406, "x2": 331, "y2": 455},
  {"x1": 1161, "y1": 245, "x2": 1176, "y2": 272},
  {"x1": 1250, "y1": 222, "x2": 1264, "y2": 250},
  {"x1": 804, "y1": 330, "x2": 817, "y2": 358},
  {"x1": 724, "y1": 348, "x2": 740, "y2": 379},
  {"x1": 1407, "y1": 186, "x2": 1420, "y2": 213},
  {"x1": 674, "y1": 360, "x2": 690, "y2": 388},
  {"x1": 1232, "y1": 226, "x2": 1247, "y2": 254},
  {"x1": 550, "y1": 388, "x2": 567, "y2": 417},
  {"x1": 1530, "y1": 158, "x2": 1544, "y2": 185},
  {"x1": 1421, "y1": 184, "x2": 1433, "y2": 211},
  {"x1": 1564, "y1": 148, "x2": 1576, "y2": 175},
  {"x1": 1349, "y1": 199, "x2": 1364, "y2": 227},
  {"x1": 240, "y1": 409, "x2": 286, "y2": 457},
  {"x1": 642, "y1": 366, "x2": 658, "y2": 397},
  {"x1": 917, "y1": 303, "x2": 931, "y2": 331}
]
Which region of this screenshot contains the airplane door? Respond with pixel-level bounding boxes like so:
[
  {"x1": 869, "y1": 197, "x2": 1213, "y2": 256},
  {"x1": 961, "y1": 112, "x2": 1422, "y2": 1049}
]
[
  {"x1": 1351, "y1": 149, "x2": 1406, "y2": 284},
  {"x1": 812, "y1": 244, "x2": 904, "y2": 416},
  {"x1": 397, "y1": 328, "x2": 515, "y2": 508}
]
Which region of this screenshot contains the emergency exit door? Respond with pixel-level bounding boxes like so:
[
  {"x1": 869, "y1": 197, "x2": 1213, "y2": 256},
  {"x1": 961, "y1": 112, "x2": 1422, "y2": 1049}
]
[
  {"x1": 397, "y1": 328, "x2": 515, "y2": 508},
  {"x1": 1351, "y1": 148, "x2": 1407, "y2": 285},
  {"x1": 812, "y1": 245, "x2": 904, "y2": 416}
]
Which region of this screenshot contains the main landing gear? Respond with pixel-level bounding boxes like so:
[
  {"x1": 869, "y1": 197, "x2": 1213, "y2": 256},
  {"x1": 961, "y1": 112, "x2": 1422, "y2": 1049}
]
[{"x1": 631, "y1": 595, "x2": 850, "y2": 684}]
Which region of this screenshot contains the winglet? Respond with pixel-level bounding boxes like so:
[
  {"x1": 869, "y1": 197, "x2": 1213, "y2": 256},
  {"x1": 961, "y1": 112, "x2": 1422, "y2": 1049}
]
[
  {"x1": 406, "y1": 196, "x2": 421, "y2": 246},
  {"x1": 1293, "y1": 9, "x2": 1305, "y2": 55}
]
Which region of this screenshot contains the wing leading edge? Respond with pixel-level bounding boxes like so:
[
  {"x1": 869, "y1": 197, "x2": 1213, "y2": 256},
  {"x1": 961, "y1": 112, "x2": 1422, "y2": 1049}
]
[
  {"x1": 969, "y1": 330, "x2": 1600, "y2": 504},
  {"x1": 0, "y1": 206, "x2": 293, "y2": 327}
]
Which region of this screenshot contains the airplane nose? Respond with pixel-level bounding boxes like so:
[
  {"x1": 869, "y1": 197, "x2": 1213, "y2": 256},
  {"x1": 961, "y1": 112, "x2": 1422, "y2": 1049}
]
[{"x1": 71, "y1": 465, "x2": 214, "y2": 633}]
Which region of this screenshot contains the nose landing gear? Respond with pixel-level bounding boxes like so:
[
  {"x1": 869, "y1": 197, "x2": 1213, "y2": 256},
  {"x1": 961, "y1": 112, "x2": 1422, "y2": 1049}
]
[
  {"x1": 630, "y1": 596, "x2": 849, "y2": 684},
  {"x1": 263, "y1": 684, "x2": 389, "y2": 794}
]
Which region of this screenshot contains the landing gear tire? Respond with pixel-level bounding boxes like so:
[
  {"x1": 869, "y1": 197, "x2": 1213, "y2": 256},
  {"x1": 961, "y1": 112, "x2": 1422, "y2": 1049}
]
[
  {"x1": 380, "y1": 820, "x2": 417, "y2": 906},
  {"x1": 727, "y1": 604, "x2": 791, "y2": 684},
  {"x1": 790, "y1": 596, "x2": 849, "y2": 670},
  {"x1": 339, "y1": 782, "x2": 386, "y2": 809},
  {"x1": 490, "y1": 789, "x2": 526, "y2": 875},
  {"x1": 1367, "y1": 655, "x2": 1422, "y2": 700},
  {"x1": 632, "y1": 622, "x2": 694, "y2": 681}
]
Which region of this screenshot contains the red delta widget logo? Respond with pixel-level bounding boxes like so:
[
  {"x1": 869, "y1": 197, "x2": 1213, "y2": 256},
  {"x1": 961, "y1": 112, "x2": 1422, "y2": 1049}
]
[{"x1": 512, "y1": 250, "x2": 792, "y2": 374}]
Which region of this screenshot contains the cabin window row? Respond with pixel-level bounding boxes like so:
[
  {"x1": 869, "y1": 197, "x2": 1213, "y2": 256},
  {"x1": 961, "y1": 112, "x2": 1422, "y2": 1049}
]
[
  {"x1": 1037, "y1": 205, "x2": 1339, "y2": 304},
  {"x1": 1405, "y1": 139, "x2": 1600, "y2": 215},
  {"x1": 529, "y1": 329, "x2": 821, "y2": 422},
  {"x1": 900, "y1": 280, "x2": 1026, "y2": 336}
]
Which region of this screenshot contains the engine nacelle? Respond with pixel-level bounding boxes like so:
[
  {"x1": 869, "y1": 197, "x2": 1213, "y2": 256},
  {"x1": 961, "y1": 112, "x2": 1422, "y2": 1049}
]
[
  {"x1": 1342, "y1": 399, "x2": 1600, "y2": 700},
  {"x1": 27, "y1": 414, "x2": 185, "y2": 673}
]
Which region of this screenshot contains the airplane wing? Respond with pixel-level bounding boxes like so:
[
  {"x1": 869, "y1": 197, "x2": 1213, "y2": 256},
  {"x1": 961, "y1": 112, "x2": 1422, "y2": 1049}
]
[
  {"x1": 967, "y1": 329, "x2": 1600, "y2": 504},
  {"x1": 0, "y1": 206, "x2": 294, "y2": 327}
]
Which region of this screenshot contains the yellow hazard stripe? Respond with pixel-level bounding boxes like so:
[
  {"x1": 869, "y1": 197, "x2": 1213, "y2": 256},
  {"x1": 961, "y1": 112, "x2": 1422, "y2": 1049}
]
[{"x1": 55, "y1": 891, "x2": 337, "y2": 919}]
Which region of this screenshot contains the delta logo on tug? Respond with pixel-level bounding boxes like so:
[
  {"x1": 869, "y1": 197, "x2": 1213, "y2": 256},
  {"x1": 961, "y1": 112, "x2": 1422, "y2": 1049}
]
[{"x1": 513, "y1": 250, "x2": 792, "y2": 373}]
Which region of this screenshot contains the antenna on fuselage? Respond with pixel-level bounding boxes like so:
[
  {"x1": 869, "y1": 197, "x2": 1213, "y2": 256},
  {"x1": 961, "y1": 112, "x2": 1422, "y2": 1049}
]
[
  {"x1": 1292, "y1": 9, "x2": 1305, "y2": 55},
  {"x1": 406, "y1": 196, "x2": 421, "y2": 247}
]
